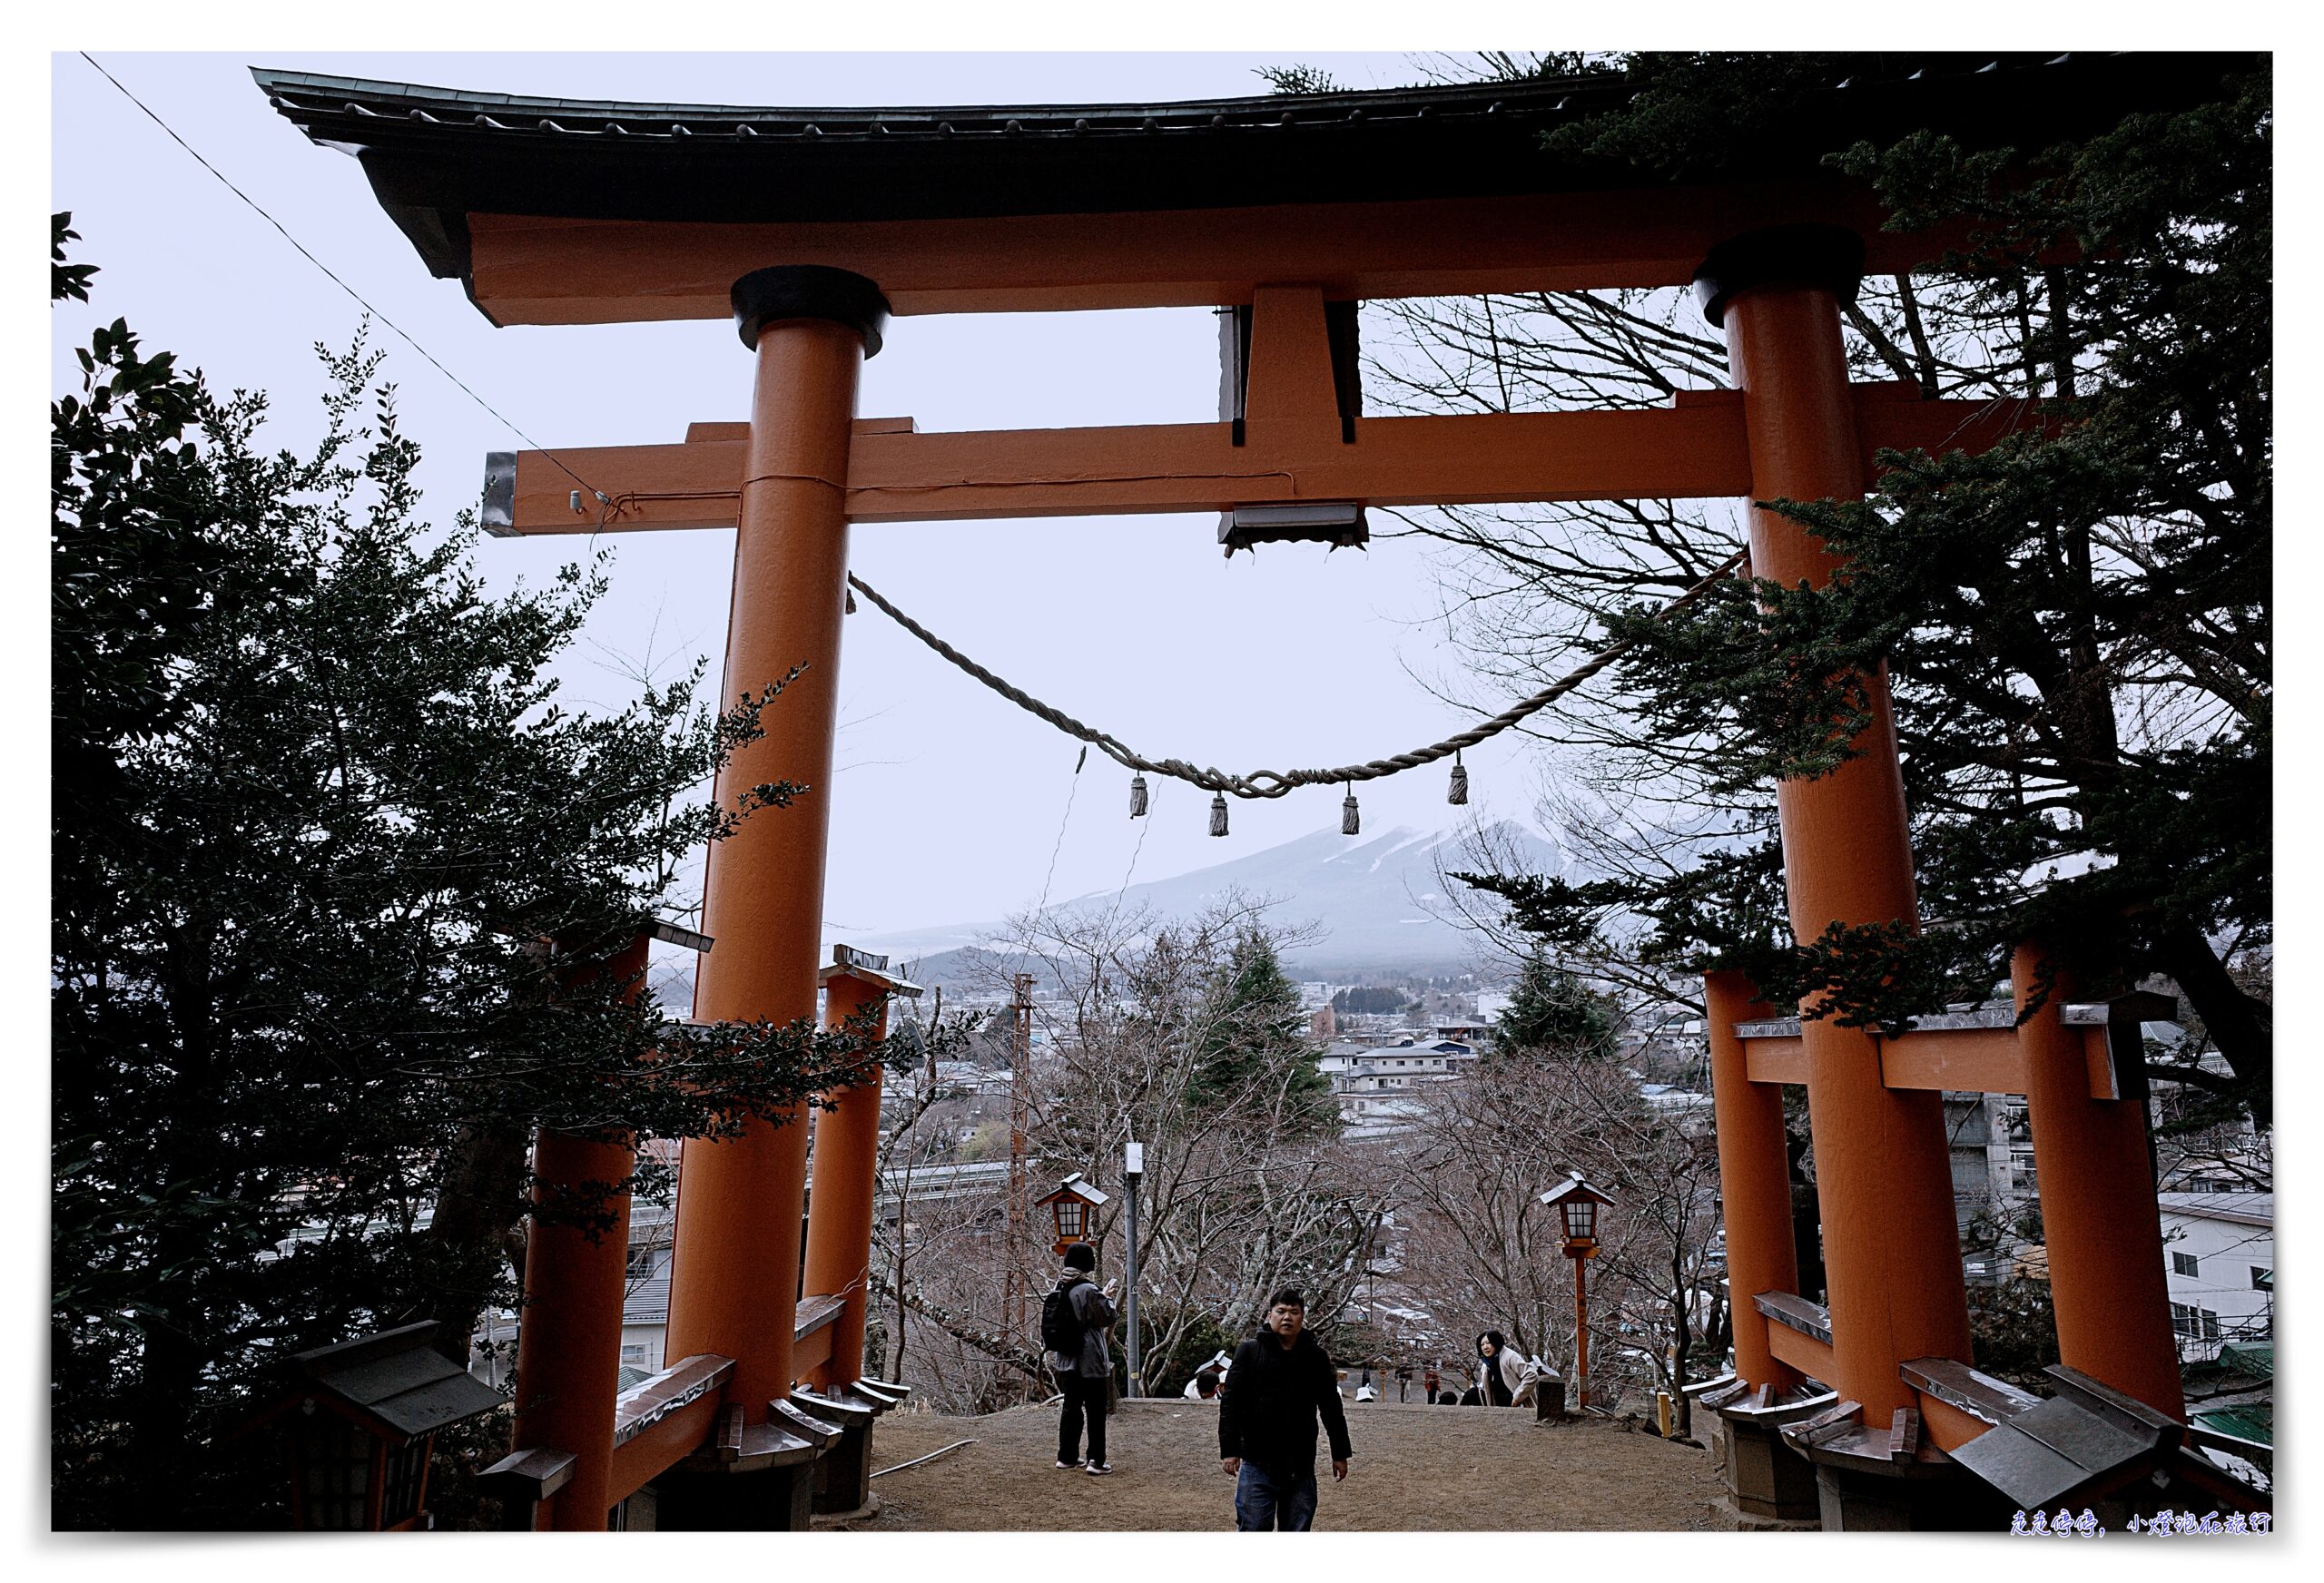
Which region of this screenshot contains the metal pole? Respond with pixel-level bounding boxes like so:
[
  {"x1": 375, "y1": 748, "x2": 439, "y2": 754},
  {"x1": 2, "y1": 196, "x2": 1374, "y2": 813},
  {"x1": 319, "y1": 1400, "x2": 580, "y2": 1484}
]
[
  {"x1": 1123, "y1": 1140, "x2": 1144, "y2": 1396},
  {"x1": 1005, "y1": 972, "x2": 1031, "y2": 1372}
]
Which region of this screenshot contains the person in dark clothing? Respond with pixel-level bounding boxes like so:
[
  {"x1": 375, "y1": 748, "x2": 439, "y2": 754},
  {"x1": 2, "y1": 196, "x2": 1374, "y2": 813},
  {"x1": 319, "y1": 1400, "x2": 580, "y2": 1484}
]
[
  {"x1": 1045, "y1": 1243, "x2": 1119, "y2": 1474},
  {"x1": 1216, "y1": 1288, "x2": 1352, "y2": 1530}
]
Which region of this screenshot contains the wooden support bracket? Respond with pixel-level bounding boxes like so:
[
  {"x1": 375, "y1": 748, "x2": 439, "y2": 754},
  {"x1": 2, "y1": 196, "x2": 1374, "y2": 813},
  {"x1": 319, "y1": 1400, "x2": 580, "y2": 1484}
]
[
  {"x1": 1890, "y1": 1406, "x2": 1923, "y2": 1462},
  {"x1": 792, "y1": 1387, "x2": 876, "y2": 1427},
  {"x1": 1782, "y1": 1398, "x2": 1865, "y2": 1453},
  {"x1": 478, "y1": 1445, "x2": 576, "y2": 1528},
  {"x1": 770, "y1": 1398, "x2": 845, "y2": 1450}
]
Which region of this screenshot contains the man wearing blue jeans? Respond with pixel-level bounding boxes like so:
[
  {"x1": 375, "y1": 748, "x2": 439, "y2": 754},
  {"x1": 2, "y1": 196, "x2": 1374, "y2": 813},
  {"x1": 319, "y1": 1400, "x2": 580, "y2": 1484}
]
[{"x1": 1217, "y1": 1288, "x2": 1352, "y2": 1530}]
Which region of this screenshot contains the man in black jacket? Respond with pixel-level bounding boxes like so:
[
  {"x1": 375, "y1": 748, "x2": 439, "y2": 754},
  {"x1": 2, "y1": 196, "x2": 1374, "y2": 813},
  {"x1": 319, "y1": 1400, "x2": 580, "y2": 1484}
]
[
  {"x1": 1216, "y1": 1288, "x2": 1352, "y2": 1530},
  {"x1": 1046, "y1": 1243, "x2": 1119, "y2": 1474}
]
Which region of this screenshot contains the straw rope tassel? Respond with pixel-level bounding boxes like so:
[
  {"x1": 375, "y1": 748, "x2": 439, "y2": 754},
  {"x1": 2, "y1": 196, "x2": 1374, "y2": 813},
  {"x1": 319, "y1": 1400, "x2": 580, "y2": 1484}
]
[
  {"x1": 1447, "y1": 750, "x2": 1469, "y2": 806},
  {"x1": 1209, "y1": 792, "x2": 1229, "y2": 837},
  {"x1": 1342, "y1": 783, "x2": 1361, "y2": 836},
  {"x1": 1129, "y1": 772, "x2": 1149, "y2": 818}
]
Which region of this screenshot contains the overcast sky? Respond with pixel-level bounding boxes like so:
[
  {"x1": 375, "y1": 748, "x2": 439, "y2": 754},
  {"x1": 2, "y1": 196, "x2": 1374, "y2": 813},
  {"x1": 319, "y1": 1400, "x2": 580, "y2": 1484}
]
[{"x1": 51, "y1": 49, "x2": 1572, "y2": 951}]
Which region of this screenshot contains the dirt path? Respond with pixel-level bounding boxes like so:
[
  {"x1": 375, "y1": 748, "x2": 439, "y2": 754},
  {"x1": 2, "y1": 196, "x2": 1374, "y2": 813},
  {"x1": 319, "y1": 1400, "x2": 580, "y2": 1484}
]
[{"x1": 851, "y1": 1399, "x2": 1720, "y2": 1531}]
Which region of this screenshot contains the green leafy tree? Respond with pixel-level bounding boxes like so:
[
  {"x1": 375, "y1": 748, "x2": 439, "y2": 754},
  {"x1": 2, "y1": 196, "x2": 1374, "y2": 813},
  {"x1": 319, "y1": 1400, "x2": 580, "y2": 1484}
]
[
  {"x1": 1492, "y1": 948, "x2": 1617, "y2": 1058},
  {"x1": 51, "y1": 221, "x2": 891, "y2": 1529}
]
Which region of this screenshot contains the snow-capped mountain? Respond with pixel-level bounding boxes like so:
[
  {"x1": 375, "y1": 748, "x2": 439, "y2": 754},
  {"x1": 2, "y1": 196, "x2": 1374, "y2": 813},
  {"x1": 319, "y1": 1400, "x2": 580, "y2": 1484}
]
[{"x1": 855, "y1": 820, "x2": 1565, "y2": 981}]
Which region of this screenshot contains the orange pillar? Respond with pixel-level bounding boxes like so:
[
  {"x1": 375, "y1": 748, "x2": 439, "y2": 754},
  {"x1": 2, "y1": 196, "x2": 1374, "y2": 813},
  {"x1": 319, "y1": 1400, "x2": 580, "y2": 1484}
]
[
  {"x1": 1703, "y1": 969, "x2": 1802, "y2": 1393},
  {"x1": 1708, "y1": 227, "x2": 1971, "y2": 1418},
  {"x1": 665, "y1": 268, "x2": 885, "y2": 1418},
  {"x1": 510, "y1": 932, "x2": 650, "y2": 1531},
  {"x1": 801, "y1": 969, "x2": 891, "y2": 1390},
  {"x1": 2012, "y1": 941, "x2": 2184, "y2": 1417}
]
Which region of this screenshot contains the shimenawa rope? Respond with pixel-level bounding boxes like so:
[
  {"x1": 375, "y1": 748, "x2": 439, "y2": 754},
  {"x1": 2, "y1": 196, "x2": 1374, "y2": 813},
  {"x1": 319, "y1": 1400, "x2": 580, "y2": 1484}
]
[{"x1": 843, "y1": 547, "x2": 1746, "y2": 802}]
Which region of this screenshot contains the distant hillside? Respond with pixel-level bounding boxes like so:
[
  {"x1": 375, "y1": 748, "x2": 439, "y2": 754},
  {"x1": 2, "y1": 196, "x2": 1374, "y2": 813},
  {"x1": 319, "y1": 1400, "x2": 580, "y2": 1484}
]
[{"x1": 855, "y1": 821, "x2": 1566, "y2": 988}]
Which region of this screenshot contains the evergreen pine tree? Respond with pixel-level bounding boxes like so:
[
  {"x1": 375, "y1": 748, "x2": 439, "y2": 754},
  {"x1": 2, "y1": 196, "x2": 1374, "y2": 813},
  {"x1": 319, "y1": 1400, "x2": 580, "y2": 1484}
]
[
  {"x1": 51, "y1": 222, "x2": 884, "y2": 1528},
  {"x1": 1494, "y1": 948, "x2": 1617, "y2": 1058},
  {"x1": 1191, "y1": 929, "x2": 1334, "y2": 1131},
  {"x1": 1460, "y1": 57, "x2": 2270, "y2": 1121}
]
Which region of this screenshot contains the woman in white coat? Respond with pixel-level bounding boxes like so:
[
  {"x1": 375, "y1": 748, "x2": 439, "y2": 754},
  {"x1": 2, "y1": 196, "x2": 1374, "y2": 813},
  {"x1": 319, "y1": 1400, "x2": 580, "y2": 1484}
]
[{"x1": 1472, "y1": 1331, "x2": 1526, "y2": 1406}]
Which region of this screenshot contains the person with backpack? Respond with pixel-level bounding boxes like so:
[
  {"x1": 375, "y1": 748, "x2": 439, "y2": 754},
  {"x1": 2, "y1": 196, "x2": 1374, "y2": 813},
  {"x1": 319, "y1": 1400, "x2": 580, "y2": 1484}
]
[
  {"x1": 1216, "y1": 1288, "x2": 1352, "y2": 1530},
  {"x1": 1042, "y1": 1243, "x2": 1118, "y2": 1474}
]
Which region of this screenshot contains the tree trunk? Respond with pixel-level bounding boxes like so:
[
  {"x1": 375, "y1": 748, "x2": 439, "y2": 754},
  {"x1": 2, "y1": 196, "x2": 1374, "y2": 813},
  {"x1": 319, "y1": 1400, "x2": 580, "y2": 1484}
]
[
  {"x1": 1669, "y1": 1245, "x2": 1693, "y2": 1438},
  {"x1": 422, "y1": 1122, "x2": 531, "y2": 1363},
  {"x1": 124, "y1": 1273, "x2": 203, "y2": 1529},
  {"x1": 2149, "y1": 922, "x2": 2273, "y2": 1121}
]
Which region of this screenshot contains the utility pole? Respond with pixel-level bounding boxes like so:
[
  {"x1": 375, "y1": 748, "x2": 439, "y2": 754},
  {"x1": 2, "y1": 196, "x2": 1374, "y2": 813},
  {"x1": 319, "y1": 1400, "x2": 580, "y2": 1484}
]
[
  {"x1": 1004, "y1": 972, "x2": 1033, "y2": 1375},
  {"x1": 1123, "y1": 1139, "x2": 1144, "y2": 1397}
]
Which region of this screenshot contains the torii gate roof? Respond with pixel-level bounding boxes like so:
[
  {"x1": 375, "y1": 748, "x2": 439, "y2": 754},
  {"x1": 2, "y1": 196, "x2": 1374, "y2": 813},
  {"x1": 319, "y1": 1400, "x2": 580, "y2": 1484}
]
[{"x1": 255, "y1": 54, "x2": 2249, "y2": 326}]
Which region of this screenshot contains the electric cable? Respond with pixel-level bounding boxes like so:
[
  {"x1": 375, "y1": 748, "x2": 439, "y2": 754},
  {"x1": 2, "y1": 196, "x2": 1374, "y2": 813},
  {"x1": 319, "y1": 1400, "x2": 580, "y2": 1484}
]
[{"x1": 75, "y1": 52, "x2": 609, "y2": 504}]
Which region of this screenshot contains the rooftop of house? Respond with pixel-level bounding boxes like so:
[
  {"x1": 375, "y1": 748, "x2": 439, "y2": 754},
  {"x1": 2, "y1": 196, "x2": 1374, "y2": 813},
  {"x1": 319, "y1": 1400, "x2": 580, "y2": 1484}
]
[{"x1": 2156, "y1": 1191, "x2": 2274, "y2": 1228}]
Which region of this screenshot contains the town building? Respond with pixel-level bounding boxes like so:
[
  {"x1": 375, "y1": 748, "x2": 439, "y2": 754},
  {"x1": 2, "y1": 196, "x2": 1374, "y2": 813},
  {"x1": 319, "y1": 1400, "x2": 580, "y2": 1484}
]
[{"x1": 2157, "y1": 1191, "x2": 2274, "y2": 1363}]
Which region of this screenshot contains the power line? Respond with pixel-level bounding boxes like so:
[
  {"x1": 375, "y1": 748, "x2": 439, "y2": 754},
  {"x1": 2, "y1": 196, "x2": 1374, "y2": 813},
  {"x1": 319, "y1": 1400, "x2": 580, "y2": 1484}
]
[
  {"x1": 1033, "y1": 745, "x2": 1087, "y2": 917},
  {"x1": 74, "y1": 52, "x2": 606, "y2": 502}
]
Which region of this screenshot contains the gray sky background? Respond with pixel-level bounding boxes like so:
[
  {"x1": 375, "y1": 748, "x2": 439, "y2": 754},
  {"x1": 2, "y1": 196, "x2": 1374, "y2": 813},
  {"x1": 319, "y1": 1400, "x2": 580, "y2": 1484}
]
[{"x1": 51, "y1": 48, "x2": 1564, "y2": 946}]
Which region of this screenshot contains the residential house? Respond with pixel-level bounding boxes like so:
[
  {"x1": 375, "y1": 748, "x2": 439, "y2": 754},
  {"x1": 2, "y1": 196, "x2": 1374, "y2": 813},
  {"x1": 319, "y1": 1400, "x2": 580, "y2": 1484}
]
[{"x1": 2157, "y1": 1191, "x2": 2273, "y2": 1362}]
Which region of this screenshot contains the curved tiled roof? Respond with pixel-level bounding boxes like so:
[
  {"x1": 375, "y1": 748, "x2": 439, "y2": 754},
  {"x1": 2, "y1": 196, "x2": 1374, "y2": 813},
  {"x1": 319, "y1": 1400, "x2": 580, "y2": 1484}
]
[{"x1": 252, "y1": 54, "x2": 2255, "y2": 289}]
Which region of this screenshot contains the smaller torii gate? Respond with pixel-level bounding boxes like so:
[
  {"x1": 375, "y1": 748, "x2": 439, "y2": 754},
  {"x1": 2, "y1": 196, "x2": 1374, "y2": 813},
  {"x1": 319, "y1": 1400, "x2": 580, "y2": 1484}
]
[
  {"x1": 484, "y1": 929, "x2": 917, "y2": 1529},
  {"x1": 258, "y1": 55, "x2": 2253, "y2": 1531}
]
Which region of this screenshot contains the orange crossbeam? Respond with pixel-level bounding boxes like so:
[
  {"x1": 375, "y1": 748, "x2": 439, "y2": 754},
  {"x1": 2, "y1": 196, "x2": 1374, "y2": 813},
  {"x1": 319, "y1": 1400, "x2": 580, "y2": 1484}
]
[
  {"x1": 1737, "y1": 1020, "x2": 2122, "y2": 1100},
  {"x1": 1743, "y1": 1039, "x2": 1808, "y2": 1086},
  {"x1": 1742, "y1": 1027, "x2": 2030, "y2": 1094},
  {"x1": 1767, "y1": 1322, "x2": 1836, "y2": 1383},
  {"x1": 1881, "y1": 1026, "x2": 2027, "y2": 1094},
  {"x1": 790, "y1": 1320, "x2": 832, "y2": 1383},
  {"x1": 492, "y1": 388, "x2": 2035, "y2": 535},
  {"x1": 606, "y1": 1392, "x2": 723, "y2": 1507},
  {"x1": 463, "y1": 186, "x2": 1962, "y2": 324},
  {"x1": 1914, "y1": 1392, "x2": 2001, "y2": 1455}
]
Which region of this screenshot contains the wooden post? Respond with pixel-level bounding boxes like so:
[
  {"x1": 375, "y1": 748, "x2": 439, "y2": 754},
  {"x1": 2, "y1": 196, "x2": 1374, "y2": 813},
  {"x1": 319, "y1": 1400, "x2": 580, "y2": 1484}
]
[
  {"x1": 1703, "y1": 968, "x2": 1804, "y2": 1395},
  {"x1": 801, "y1": 968, "x2": 892, "y2": 1390},
  {"x1": 1708, "y1": 227, "x2": 1972, "y2": 1420},
  {"x1": 665, "y1": 268, "x2": 884, "y2": 1419},
  {"x1": 509, "y1": 931, "x2": 650, "y2": 1531},
  {"x1": 1571, "y1": 1252, "x2": 1590, "y2": 1411},
  {"x1": 2014, "y1": 940, "x2": 2185, "y2": 1417}
]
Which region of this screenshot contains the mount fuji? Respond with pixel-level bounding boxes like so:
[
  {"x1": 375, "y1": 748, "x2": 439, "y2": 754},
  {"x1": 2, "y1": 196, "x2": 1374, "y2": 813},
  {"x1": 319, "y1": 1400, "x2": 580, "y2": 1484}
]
[{"x1": 852, "y1": 820, "x2": 1566, "y2": 983}]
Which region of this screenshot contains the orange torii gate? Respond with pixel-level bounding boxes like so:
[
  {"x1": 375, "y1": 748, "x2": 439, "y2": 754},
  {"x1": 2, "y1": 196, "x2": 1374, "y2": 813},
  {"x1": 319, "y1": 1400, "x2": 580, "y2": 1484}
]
[{"x1": 258, "y1": 54, "x2": 2250, "y2": 1531}]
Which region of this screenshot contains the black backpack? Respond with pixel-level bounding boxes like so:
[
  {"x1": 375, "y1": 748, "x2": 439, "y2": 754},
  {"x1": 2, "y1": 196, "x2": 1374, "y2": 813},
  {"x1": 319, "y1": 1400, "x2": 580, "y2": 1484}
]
[{"x1": 1040, "y1": 1281, "x2": 1087, "y2": 1357}]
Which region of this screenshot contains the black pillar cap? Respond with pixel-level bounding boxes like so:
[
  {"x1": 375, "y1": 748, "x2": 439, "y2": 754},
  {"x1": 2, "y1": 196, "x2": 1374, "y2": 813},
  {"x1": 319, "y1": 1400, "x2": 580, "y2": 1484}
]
[
  {"x1": 1693, "y1": 224, "x2": 1868, "y2": 329},
  {"x1": 732, "y1": 265, "x2": 891, "y2": 356}
]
